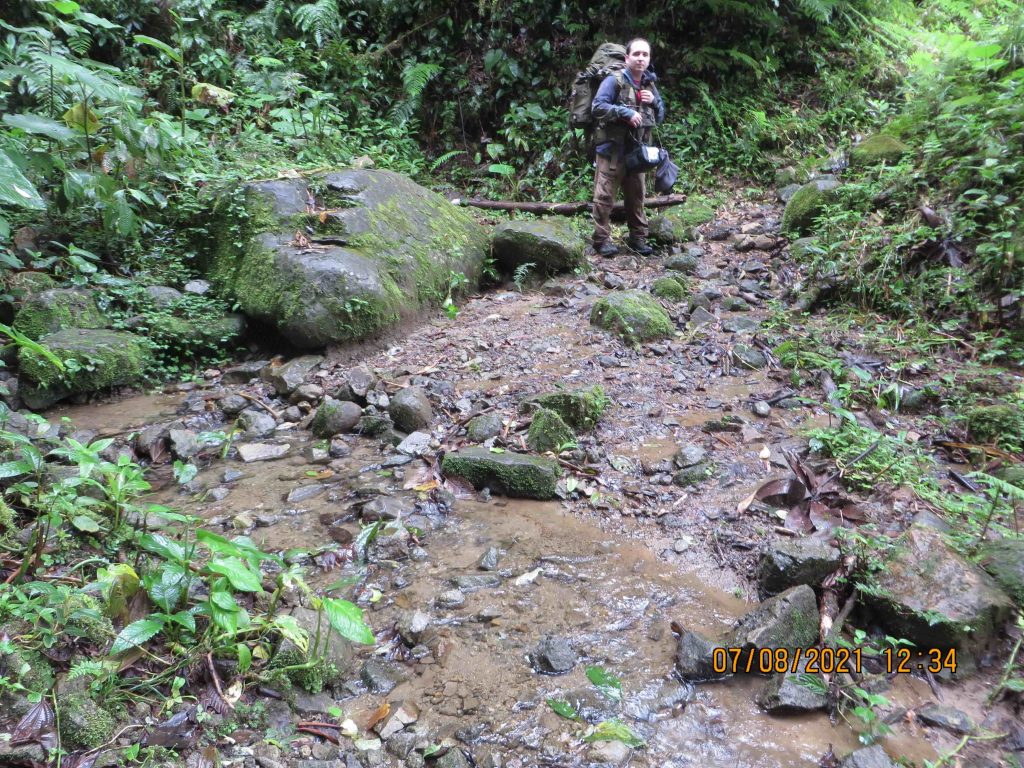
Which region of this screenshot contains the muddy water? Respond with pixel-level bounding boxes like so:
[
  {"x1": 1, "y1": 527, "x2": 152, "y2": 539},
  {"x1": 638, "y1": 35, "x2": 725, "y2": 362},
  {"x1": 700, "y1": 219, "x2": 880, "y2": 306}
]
[{"x1": 57, "y1": 393, "x2": 938, "y2": 766}]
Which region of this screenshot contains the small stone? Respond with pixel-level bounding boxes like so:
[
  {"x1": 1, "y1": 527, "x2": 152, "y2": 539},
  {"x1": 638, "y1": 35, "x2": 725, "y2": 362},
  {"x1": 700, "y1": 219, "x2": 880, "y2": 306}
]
[
  {"x1": 752, "y1": 401, "x2": 771, "y2": 417},
  {"x1": 672, "y1": 461, "x2": 711, "y2": 487},
  {"x1": 675, "y1": 628, "x2": 728, "y2": 681},
  {"x1": 723, "y1": 316, "x2": 761, "y2": 334},
  {"x1": 689, "y1": 307, "x2": 717, "y2": 327},
  {"x1": 169, "y1": 429, "x2": 200, "y2": 459},
  {"x1": 478, "y1": 546, "x2": 501, "y2": 571},
  {"x1": 183, "y1": 279, "x2": 211, "y2": 295},
  {"x1": 917, "y1": 703, "x2": 974, "y2": 734},
  {"x1": 286, "y1": 484, "x2": 325, "y2": 503},
  {"x1": 603, "y1": 273, "x2": 625, "y2": 289},
  {"x1": 733, "y1": 344, "x2": 768, "y2": 369},
  {"x1": 389, "y1": 387, "x2": 433, "y2": 432},
  {"x1": 223, "y1": 469, "x2": 244, "y2": 483},
  {"x1": 311, "y1": 398, "x2": 362, "y2": 437},
  {"x1": 397, "y1": 431, "x2": 432, "y2": 456},
  {"x1": 396, "y1": 610, "x2": 433, "y2": 646},
  {"x1": 838, "y1": 745, "x2": 898, "y2": 768},
  {"x1": 347, "y1": 366, "x2": 377, "y2": 398},
  {"x1": 237, "y1": 408, "x2": 277, "y2": 438},
  {"x1": 222, "y1": 360, "x2": 269, "y2": 385},
  {"x1": 219, "y1": 394, "x2": 249, "y2": 414},
  {"x1": 329, "y1": 438, "x2": 351, "y2": 458},
  {"x1": 674, "y1": 443, "x2": 707, "y2": 468},
  {"x1": 466, "y1": 413, "x2": 504, "y2": 442},
  {"x1": 232, "y1": 513, "x2": 255, "y2": 529},
  {"x1": 360, "y1": 497, "x2": 411, "y2": 522},
  {"x1": 722, "y1": 296, "x2": 750, "y2": 311},
  {"x1": 586, "y1": 740, "x2": 630, "y2": 764},
  {"x1": 453, "y1": 574, "x2": 502, "y2": 591},
  {"x1": 237, "y1": 443, "x2": 290, "y2": 462},
  {"x1": 436, "y1": 589, "x2": 466, "y2": 609},
  {"x1": 530, "y1": 635, "x2": 576, "y2": 674},
  {"x1": 290, "y1": 383, "x2": 324, "y2": 405},
  {"x1": 262, "y1": 355, "x2": 323, "y2": 395}
]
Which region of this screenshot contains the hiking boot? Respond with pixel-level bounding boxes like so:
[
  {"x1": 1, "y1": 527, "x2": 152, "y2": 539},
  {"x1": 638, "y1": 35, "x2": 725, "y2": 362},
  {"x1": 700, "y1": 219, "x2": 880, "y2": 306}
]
[
  {"x1": 595, "y1": 242, "x2": 619, "y2": 257},
  {"x1": 627, "y1": 239, "x2": 654, "y2": 256}
]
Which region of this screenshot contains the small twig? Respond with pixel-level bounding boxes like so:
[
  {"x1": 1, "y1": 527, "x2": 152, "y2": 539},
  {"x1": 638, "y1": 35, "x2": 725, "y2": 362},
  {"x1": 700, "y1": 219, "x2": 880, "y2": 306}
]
[
  {"x1": 824, "y1": 593, "x2": 857, "y2": 645},
  {"x1": 205, "y1": 652, "x2": 234, "y2": 710},
  {"x1": 297, "y1": 720, "x2": 341, "y2": 729},
  {"x1": 924, "y1": 667, "x2": 943, "y2": 701},
  {"x1": 238, "y1": 392, "x2": 281, "y2": 420},
  {"x1": 766, "y1": 390, "x2": 797, "y2": 406},
  {"x1": 773, "y1": 526, "x2": 798, "y2": 537},
  {"x1": 556, "y1": 458, "x2": 599, "y2": 476}
]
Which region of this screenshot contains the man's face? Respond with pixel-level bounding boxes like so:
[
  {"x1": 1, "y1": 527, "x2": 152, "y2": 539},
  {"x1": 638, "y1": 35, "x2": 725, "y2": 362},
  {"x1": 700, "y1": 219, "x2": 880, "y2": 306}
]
[{"x1": 626, "y1": 42, "x2": 651, "y2": 76}]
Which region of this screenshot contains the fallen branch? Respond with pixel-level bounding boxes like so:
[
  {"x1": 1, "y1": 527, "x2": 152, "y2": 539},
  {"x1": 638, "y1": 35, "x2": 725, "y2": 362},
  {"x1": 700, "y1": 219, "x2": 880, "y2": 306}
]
[
  {"x1": 455, "y1": 193, "x2": 688, "y2": 216},
  {"x1": 238, "y1": 392, "x2": 281, "y2": 420}
]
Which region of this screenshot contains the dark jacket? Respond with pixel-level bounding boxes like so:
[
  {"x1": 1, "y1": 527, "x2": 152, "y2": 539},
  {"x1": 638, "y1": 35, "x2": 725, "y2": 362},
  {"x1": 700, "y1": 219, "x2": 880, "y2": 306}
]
[{"x1": 592, "y1": 69, "x2": 665, "y2": 157}]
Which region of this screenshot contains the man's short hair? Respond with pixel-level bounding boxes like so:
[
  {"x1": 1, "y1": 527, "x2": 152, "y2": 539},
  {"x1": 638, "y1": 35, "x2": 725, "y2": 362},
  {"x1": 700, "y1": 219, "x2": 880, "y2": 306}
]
[{"x1": 625, "y1": 38, "x2": 650, "y2": 55}]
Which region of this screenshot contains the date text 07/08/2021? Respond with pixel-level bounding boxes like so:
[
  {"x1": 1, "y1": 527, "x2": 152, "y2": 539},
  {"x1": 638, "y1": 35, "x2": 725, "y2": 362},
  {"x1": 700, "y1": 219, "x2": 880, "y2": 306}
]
[{"x1": 711, "y1": 646, "x2": 959, "y2": 676}]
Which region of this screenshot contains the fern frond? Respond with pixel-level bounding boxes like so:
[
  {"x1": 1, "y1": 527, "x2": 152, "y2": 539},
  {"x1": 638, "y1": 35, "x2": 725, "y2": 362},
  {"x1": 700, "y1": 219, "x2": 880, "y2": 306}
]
[
  {"x1": 430, "y1": 149, "x2": 465, "y2": 171},
  {"x1": 792, "y1": 0, "x2": 840, "y2": 24},
  {"x1": 68, "y1": 659, "x2": 105, "y2": 680},
  {"x1": 391, "y1": 62, "x2": 440, "y2": 123},
  {"x1": 292, "y1": 0, "x2": 341, "y2": 48},
  {"x1": 970, "y1": 471, "x2": 1024, "y2": 501}
]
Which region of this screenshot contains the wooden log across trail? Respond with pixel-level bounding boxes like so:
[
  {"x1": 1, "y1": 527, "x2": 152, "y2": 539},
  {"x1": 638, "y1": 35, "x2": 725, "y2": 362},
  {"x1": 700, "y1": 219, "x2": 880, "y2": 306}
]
[{"x1": 454, "y1": 193, "x2": 688, "y2": 216}]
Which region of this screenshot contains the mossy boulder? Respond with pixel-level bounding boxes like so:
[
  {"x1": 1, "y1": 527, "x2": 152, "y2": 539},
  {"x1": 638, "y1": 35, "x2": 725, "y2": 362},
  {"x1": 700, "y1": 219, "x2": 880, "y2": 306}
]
[
  {"x1": 965, "y1": 404, "x2": 1024, "y2": 449},
  {"x1": 861, "y1": 525, "x2": 1013, "y2": 658},
  {"x1": 729, "y1": 584, "x2": 819, "y2": 652},
  {"x1": 13, "y1": 289, "x2": 106, "y2": 340},
  {"x1": 648, "y1": 198, "x2": 716, "y2": 244},
  {"x1": 441, "y1": 446, "x2": 560, "y2": 499},
  {"x1": 145, "y1": 312, "x2": 246, "y2": 351},
  {"x1": 758, "y1": 539, "x2": 842, "y2": 598},
  {"x1": 781, "y1": 179, "x2": 842, "y2": 236},
  {"x1": 849, "y1": 134, "x2": 910, "y2": 168},
  {"x1": 18, "y1": 328, "x2": 151, "y2": 409},
  {"x1": 208, "y1": 169, "x2": 488, "y2": 348},
  {"x1": 527, "y1": 386, "x2": 607, "y2": 431},
  {"x1": 61, "y1": 693, "x2": 116, "y2": 749},
  {"x1": 790, "y1": 237, "x2": 822, "y2": 260},
  {"x1": 651, "y1": 276, "x2": 687, "y2": 301},
  {"x1": 466, "y1": 412, "x2": 504, "y2": 442},
  {"x1": 590, "y1": 290, "x2": 674, "y2": 343},
  {"x1": 5, "y1": 271, "x2": 57, "y2": 297},
  {"x1": 311, "y1": 397, "x2": 362, "y2": 437},
  {"x1": 526, "y1": 408, "x2": 575, "y2": 453},
  {"x1": 491, "y1": 219, "x2": 584, "y2": 275},
  {"x1": 978, "y1": 540, "x2": 1024, "y2": 606},
  {"x1": 774, "y1": 166, "x2": 809, "y2": 187}
]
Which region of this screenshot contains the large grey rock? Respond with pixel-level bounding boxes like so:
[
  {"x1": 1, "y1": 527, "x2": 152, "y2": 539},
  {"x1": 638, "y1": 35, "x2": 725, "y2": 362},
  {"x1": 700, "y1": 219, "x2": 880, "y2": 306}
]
[
  {"x1": 237, "y1": 442, "x2": 290, "y2": 462},
  {"x1": 758, "y1": 538, "x2": 841, "y2": 597},
  {"x1": 237, "y1": 407, "x2": 277, "y2": 437},
  {"x1": 441, "y1": 446, "x2": 559, "y2": 500},
  {"x1": 209, "y1": 170, "x2": 489, "y2": 348},
  {"x1": 756, "y1": 660, "x2": 827, "y2": 713},
  {"x1": 864, "y1": 525, "x2": 1013, "y2": 657},
  {"x1": 389, "y1": 386, "x2": 432, "y2": 432},
  {"x1": 838, "y1": 745, "x2": 897, "y2": 768},
  {"x1": 730, "y1": 585, "x2": 819, "y2": 651},
  {"x1": 530, "y1": 635, "x2": 576, "y2": 674},
  {"x1": 145, "y1": 285, "x2": 184, "y2": 308},
  {"x1": 262, "y1": 355, "x2": 323, "y2": 395},
  {"x1": 978, "y1": 539, "x2": 1024, "y2": 606},
  {"x1": 781, "y1": 178, "x2": 843, "y2": 236},
  {"x1": 18, "y1": 328, "x2": 150, "y2": 409},
  {"x1": 491, "y1": 218, "x2": 584, "y2": 274},
  {"x1": 311, "y1": 397, "x2": 362, "y2": 437},
  {"x1": 674, "y1": 628, "x2": 728, "y2": 682},
  {"x1": 466, "y1": 412, "x2": 503, "y2": 442}
]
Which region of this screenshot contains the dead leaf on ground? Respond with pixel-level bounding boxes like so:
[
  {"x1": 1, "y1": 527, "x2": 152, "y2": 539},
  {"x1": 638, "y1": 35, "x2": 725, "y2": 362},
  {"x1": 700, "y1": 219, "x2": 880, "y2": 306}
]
[
  {"x1": 11, "y1": 699, "x2": 54, "y2": 744},
  {"x1": 366, "y1": 702, "x2": 391, "y2": 730}
]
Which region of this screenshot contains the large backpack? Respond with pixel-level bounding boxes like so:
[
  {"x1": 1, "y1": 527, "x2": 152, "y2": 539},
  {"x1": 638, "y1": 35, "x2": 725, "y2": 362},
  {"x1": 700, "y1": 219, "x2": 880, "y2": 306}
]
[{"x1": 569, "y1": 42, "x2": 626, "y2": 153}]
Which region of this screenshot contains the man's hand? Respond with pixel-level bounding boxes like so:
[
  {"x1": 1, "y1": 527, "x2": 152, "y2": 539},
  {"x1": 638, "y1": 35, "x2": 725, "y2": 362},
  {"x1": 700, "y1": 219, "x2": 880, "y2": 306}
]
[
  {"x1": 638, "y1": 89, "x2": 654, "y2": 104},
  {"x1": 628, "y1": 111, "x2": 643, "y2": 128}
]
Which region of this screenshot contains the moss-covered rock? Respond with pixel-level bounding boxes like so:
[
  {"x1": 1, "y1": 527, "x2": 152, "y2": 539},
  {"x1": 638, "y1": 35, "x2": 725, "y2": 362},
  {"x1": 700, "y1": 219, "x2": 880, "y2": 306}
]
[
  {"x1": 145, "y1": 312, "x2": 246, "y2": 351},
  {"x1": 590, "y1": 290, "x2": 674, "y2": 343},
  {"x1": 672, "y1": 461, "x2": 713, "y2": 487},
  {"x1": 311, "y1": 397, "x2": 362, "y2": 437},
  {"x1": 13, "y1": 289, "x2": 106, "y2": 340},
  {"x1": 648, "y1": 198, "x2": 716, "y2": 244},
  {"x1": 441, "y1": 446, "x2": 560, "y2": 499},
  {"x1": 651, "y1": 199, "x2": 716, "y2": 244},
  {"x1": 61, "y1": 693, "x2": 116, "y2": 749},
  {"x1": 663, "y1": 253, "x2": 699, "y2": 274},
  {"x1": 965, "y1": 404, "x2": 1024, "y2": 450},
  {"x1": 849, "y1": 134, "x2": 910, "y2": 167},
  {"x1": 491, "y1": 219, "x2": 584, "y2": 275},
  {"x1": 862, "y1": 525, "x2": 1013, "y2": 658},
  {"x1": 529, "y1": 386, "x2": 608, "y2": 431},
  {"x1": 774, "y1": 166, "x2": 809, "y2": 187},
  {"x1": 651, "y1": 276, "x2": 687, "y2": 301},
  {"x1": 63, "y1": 592, "x2": 115, "y2": 645},
  {"x1": 5, "y1": 271, "x2": 57, "y2": 296},
  {"x1": 207, "y1": 170, "x2": 488, "y2": 348},
  {"x1": 790, "y1": 237, "x2": 822, "y2": 260},
  {"x1": 729, "y1": 585, "x2": 820, "y2": 652},
  {"x1": 978, "y1": 540, "x2": 1024, "y2": 607},
  {"x1": 526, "y1": 408, "x2": 575, "y2": 453},
  {"x1": 18, "y1": 328, "x2": 151, "y2": 409},
  {"x1": 781, "y1": 179, "x2": 842, "y2": 236},
  {"x1": 466, "y1": 412, "x2": 504, "y2": 443}
]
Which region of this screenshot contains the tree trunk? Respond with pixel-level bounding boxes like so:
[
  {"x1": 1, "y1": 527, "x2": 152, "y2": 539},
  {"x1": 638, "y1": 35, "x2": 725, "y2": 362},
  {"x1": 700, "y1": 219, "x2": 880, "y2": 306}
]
[{"x1": 455, "y1": 194, "x2": 688, "y2": 216}]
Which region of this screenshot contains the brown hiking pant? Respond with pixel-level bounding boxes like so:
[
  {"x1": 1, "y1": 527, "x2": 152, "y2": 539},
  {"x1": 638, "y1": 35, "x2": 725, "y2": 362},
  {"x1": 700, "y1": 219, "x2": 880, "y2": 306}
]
[{"x1": 592, "y1": 152, "x2": 648, "y2": 246}]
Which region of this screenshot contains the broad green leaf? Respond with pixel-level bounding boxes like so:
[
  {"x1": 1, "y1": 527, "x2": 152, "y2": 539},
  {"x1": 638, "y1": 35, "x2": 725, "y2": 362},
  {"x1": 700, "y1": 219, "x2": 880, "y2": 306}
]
[
  {"x1": 1003, "y1": 678, "x2": 1024, "y2": 692},
  {"x1": 63, "y1": 103, "x2": 100, "y2": 133},
  {"x1": 49, "y1": 0, "x2": 80, "y2": 14},
  {"x1": 3, "y1": 113, "x2": 77, "y2": 142},
  {"x1": 0, "y1": 151, "x2": 45, "y2": 210},
  {"x1": 71, "y1": 515, "x2": 100, "y2": 532},
  {"x1": 169, "y1": 611, "x2": 196, "y2": 632},
  {"x1": 272, "y1": 615, "x2": 309, "y2": 653},
  {"x1": 236, "y1": 643, "x2": 252, "y2": 674},
  {"x1": 191, "y1": 82, "x2": 235, "y2": 107},
  {"x1": 110, "y1": 618, "x2": 163, "y2": 654},
  {"x1": 547, "y1": 698, "x2": 579, "y2": 720},
  {"x1": 145, "y1": 565, "x2": 188, "y2": 613},
  {"x1": 134, "y1": 34, "x2": 182, "y2": 64},
  {"x1": 76, "y1": 11, "x2": 120, "y2": 29},
  {"x1": 196, "y1": 529, "x2": 281, "y2": 565},
  {"x1": 139, "y1": 532, "x2": 186, "y2": 562},
  {"x1": 322, "y1": 598, "x2": 375, "y2": 645},
  {"x1": 586, "y1": 666, "x2": 623, "y2": 702},
  {"x1": 206, "y1": 557, "x2": 263, "y2": 592},
  {"x1": 210, "y1": 601, "x2": 239, "y2": 635},
  {"x1": 0, "y1": 460, "x2": 34, "y2": 479},
  {"x1": 583, "y1": 719, "x2": 645, "y2": 748},
  {"x1": 100, "y1": 563, "x2": 139, "y2": 618},
  {"x1": 210, "y1": 589, "x2": 237, "y2": 611}
]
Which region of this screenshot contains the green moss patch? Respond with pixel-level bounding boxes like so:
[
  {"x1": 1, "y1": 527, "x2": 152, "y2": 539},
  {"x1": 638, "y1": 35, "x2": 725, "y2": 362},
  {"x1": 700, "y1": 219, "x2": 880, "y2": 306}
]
[
  {"x1": 529, "y1": 386, "x2": 608, "y2": 432},
  {"x1": 651, "y1": 276, "x2": 688, "y2": 301},
  {"x1": 965, "y1": 404, "x2": 1024, "y2": 450},
  {"x1": 526, "y1": 408, "x2": 576, "y2": 453},
  {"x1": 849, "y1": 134, "x2": 910, "y2": 167},
  {"x1": 13, "y1": 289, "x2": 106, "y2": 340},
  {"x1": 781, "y1": 179, "x2": 842, "y2": 236},
  {"x1": 590, "y1": 289, "x2": 674, "y2": 343},
  {"x1": 441, "y1": 446, "x2": 560, "y2": 500}
]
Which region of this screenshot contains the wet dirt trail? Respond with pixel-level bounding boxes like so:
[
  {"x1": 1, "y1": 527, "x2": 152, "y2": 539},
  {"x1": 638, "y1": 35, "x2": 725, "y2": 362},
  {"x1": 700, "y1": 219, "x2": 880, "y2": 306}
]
[{"x1": 51, "y1": 191, "x2": 1009, "y2": 767}]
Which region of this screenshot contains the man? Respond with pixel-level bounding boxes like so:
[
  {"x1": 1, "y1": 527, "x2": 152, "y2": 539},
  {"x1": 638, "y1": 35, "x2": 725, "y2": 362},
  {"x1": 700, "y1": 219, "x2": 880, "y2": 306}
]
[{"x1": 590, "y1": 37, "x2": 665, "y2": 257}]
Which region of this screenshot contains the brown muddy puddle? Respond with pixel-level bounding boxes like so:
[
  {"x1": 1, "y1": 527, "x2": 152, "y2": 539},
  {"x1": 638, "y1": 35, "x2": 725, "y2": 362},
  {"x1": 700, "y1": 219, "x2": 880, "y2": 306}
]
[{"x1": 125, "y1": 421, "x2": 938, "y2": 768}]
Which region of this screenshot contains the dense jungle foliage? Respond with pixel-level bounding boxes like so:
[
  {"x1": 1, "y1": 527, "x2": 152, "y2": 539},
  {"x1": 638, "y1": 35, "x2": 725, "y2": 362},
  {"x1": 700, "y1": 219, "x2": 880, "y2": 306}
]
[{"x1": 1, "y1": 0, "x2": 1020, "y2": 347}]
